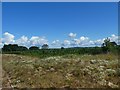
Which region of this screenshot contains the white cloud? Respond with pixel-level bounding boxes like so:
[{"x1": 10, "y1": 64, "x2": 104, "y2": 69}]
[
  {"x1": 29, "y1": 36, "x2": 48, "y2": 46},
  {"x1": 0, "y1": 38, "x2": 3, "y2": 48},
  {"x1": 109, "y1": 34, "x2": 119, "y2": 44},
  {"x1": 61, "y1": 40, "x2": 71, "y2": 47},
  {"x1": 69, "y1": 34, "x2": 119, "y2": 47},
  {"x1": 68, "y1": 33, "x2": 76, "y2": 38},
  {"x1": 0, "y1": 38, "x2": 2, "y2": 43},
  {"x1": 89, "y1": 40, "x2": 95, "y2": 45},
  {"x1": 94, "y1": 39, "x2": 104, "y2": 46},
  {"x1": 79, "y1": 36, "x2": 89, "y2": 45},
  {"x1": 16, "y1": 36, "x2": 48, "y2": 47},
  {"x1": 52, "y1": 40, "x2": 60, "y2": 45},
  {"x1": 15, "y1": 36, "x2": 29, "y2": 46},
  {"x1": 64, "y1": 40, "x2": 70, "y2": 45},
  {"x1": 80, "y1": 36, "x2": 89, "y2": 41},
  {"x1": 52, "y1": 40, "x2": 59, "y2": 44},
  {"x1": 92, "y1": 34, "x2": 119, "y2": 46},
  {"x1": 2, "y1": 32, "x2": 15, "y2": 44},
  {"x1": 1, "y1": 32, "x2": 119, "y2": 48},
  {"x1": 71, "y1": 36, "x2": 90, "y2": 46},
  {"x1": 1, "y1": 32, "x2": 48, "y2": 47},
  {"x1": 88, "y1": 34, "x2": 119, "y2": 46},
  {"x1": 73, "y1": 39, "x2": 80, "y2": 45}
]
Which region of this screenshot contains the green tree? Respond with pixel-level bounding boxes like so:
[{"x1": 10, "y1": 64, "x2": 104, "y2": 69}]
[
  {"x1": 61, "y1": 47, "x2": 64, "y2": 49},
  {"x1": 29, "y1": 46, "x2": 39, "y2": 50},
  {"x1": 101, "y1": 37, "x2": 117, "y2": 54},
  {"x1": 18, "y1": 46, "x2": 28, "y2": 51},
  {"x1": 2, "y1": 44, "x2": 19, "y2": 52},
  {"x1": 41, "y1": 44, "x2": 49, "y2": 49}
]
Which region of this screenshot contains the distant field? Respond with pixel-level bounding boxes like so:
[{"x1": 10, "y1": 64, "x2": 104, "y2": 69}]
[{"x1": 2, "y1": 54, "x2": 120, "y2": 88}]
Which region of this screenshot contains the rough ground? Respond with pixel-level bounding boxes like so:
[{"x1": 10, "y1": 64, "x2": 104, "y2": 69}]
[{"x1": 2, "y1": 54, "x2": 120, "y2": 88}]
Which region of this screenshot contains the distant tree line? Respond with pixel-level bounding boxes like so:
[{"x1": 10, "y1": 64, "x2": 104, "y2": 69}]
[
  {"x1": 2, "y1": 44, "x2": 28, "y2": 51},
  {"x1": 2, "y1": 38, "x2": 120, "y2": 57},
  {"x1": 2, "y1": 44, "x2": 49, "y2": 52}
]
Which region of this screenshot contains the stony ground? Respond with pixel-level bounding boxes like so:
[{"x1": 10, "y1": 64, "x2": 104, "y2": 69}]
[{"x1": 1, "y1": 54, "x2": 120, "y2": 88}]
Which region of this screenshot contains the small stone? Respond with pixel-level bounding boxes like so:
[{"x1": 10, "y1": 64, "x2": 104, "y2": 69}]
[
  {"x1": 108, "y1": 82, "x2": 118, "y2": 88},
  {"x1": 50, "y1": 68, "x2": 55, "y2": 72},
  {"x1": 106, "y1": 69, "x2": 116, "y2": 76},
  {"x1": 19, "y1": 57, "x2": 22, "y2": 59},
  {"x1": 62, "y1": 85, "x2": 70, "y2": 88},
  {"x1": 90, "y1": 60, "x2": 97, "y2": 64},
  {"x1": 16, "y1": 80, "x2": 21, "y2": 83},
  {"x1": 66, "y1": 73, "x2": 73, "y2": 77},
  {"x1": 98, "y1": 79, "x2": 106, "y2": 86}
]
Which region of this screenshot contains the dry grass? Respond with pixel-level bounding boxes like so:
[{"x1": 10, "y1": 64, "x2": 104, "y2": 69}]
[{"x1": 2, "y1": 54, "x2": 120, "y2": 88}]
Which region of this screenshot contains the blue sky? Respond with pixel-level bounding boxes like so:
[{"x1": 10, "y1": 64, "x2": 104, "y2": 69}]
[{"x1": 1, "y1": 2, "x2": 118, "y2": 48}]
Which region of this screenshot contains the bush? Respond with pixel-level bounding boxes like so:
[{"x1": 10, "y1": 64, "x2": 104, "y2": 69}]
[{"x1": 29, "y1": 46, "x2": 39, "y2": 50}]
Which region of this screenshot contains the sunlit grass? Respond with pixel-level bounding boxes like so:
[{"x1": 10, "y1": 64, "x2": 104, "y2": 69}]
[{"x1": 2, "y1": 54, "x2": 119, "y2": 88}]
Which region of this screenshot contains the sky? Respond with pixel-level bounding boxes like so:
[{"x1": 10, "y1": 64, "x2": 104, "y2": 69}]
[{"x1": 0, "y1": 2, "x2": 119, "y2": 48}]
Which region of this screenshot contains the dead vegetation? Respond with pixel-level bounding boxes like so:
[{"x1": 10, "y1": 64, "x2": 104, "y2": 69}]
[{"x1": 2, "y1": 54, "x2": 120, "y2": 88}]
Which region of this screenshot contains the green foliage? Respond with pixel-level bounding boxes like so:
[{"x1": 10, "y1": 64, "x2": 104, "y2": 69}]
[
  {"x1": 18, "y1": 46, "x2": 28, "y2": 51},
  {"x1": 42, "y1": 44, "x2": 49, "y2": 49},
  {"x1": 29, "y1": 46, "x2": 39, "y2": 50},
  {"x1": 101, "y1": 37, "x2": 118, "y2": 54},
  {"x1": 61, "y1": 47, "x2": 64, "y2": 49},
  {"x1": 2, "y1": 47, "x2": 104, "y2": 58},
  {"x1": 2, "y1": 41, "x2": 119, "y2": 58},
  {"x1": 2, "y1": 44, "x2": 28, "y2": 52}
]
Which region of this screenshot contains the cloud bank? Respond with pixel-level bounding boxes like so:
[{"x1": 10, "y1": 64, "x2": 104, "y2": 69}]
[
  {"x1": 0, "y1": 32, "x2": 119, "y2": 48},
  {"x1": 2, "y1": 32, "x2": 15, "y2": 44},
  {"x1": 1, "y1": 32, "x2": 48, "y2": 48}
]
